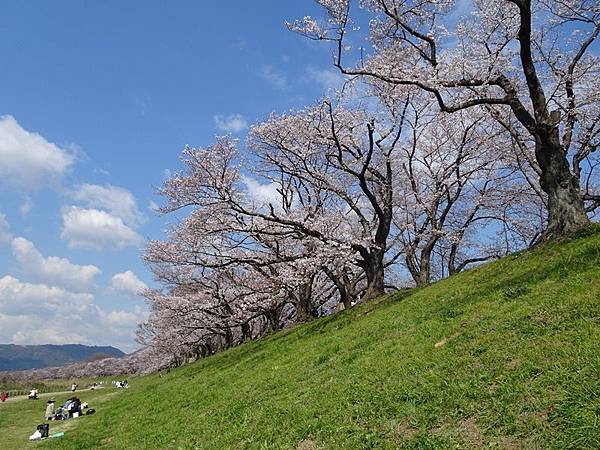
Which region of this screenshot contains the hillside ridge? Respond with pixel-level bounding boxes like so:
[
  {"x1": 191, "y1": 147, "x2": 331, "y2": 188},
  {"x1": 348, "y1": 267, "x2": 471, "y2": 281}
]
[{"x1": 0, "y1": 344, "x2": 125, "y2": 371}]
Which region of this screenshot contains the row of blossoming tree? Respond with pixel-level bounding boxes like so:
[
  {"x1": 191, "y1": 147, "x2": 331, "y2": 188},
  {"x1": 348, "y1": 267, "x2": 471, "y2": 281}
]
[{"x1": 138, "y1": 0, "x2": 599, "y2": 367}]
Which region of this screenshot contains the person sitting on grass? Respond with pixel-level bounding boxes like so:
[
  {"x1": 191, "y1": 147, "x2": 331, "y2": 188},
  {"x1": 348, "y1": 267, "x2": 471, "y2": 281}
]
[
  {"x1": 62, "y1": 398, "x2": 73, "y2": 416},
  {"x1": 65, "y1": 396, "x2": 82, "y2": 418},
  {"x1": 72, "y1": 397, "x2": 81, "y2": 414},
  {"x1": 54, "y1": 406, "x2": 66, "y2": 420},
  {"x1": 28, "y1": 388, "x2": 38, "y2": 399},
  {"x1": 45, "y1": 399, "x2": 55, "y2": 420}
]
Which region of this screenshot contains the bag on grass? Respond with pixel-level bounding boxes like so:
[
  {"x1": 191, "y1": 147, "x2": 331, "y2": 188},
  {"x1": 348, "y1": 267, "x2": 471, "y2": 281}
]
[
  {"x1": 29, "y1": 430, "x2": 42, "y2": 441},
  {"x1": 86, "y1": 408, "x2": 96, "y2": 415},
  {"x1": 37, "y1": 423, "x2": 50, "y2": 438}
]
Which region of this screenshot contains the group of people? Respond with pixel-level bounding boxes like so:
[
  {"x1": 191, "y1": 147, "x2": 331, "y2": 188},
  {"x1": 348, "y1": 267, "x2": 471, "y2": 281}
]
[
  {"x1": 114, "y1": 379, "x2": 128, "y2": 388},
  {"x1": 45, "y1": 396, "x2": 92, "y2": 420},
  {"x1": 28, "y1": 394, "x2": 96, "y2": 440}
]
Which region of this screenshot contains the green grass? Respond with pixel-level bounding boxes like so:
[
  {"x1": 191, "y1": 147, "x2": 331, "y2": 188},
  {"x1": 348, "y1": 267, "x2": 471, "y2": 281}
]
[
  {"x1": 5, "y1": 226, "x2": 600, "y2": 449},
  {"x1": 0, "y1": 387, "x2": 125, "y2": 449}
]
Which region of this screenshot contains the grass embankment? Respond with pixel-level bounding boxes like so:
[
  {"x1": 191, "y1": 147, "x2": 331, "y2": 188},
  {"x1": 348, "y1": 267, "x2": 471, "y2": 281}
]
[{"x1": 6, "y1": 227, "x2": 600, "y2": 449}]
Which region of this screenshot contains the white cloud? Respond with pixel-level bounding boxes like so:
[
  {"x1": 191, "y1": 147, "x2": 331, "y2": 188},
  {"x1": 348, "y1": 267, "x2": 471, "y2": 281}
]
[
  {"x1": 19, "y1": 197, "x2": 33, "y2": 216},
  {"x1": 70, "y1": 183, "x2": 146, "y2": 227},
  {"x1": 110, "y1": 270, "x2": 147, "y2": 297},
  {"x1": 0, "y1": 212, "x2": 11, "y2": 244},
  {"x1": 148, "y1": 200, "x2": 159, "y2": 212},
  {"x1": 100, "y1": 307, "x2": 145, "y2": 329},
  {"x1": 213, "y1": 114, "x2": 249, "y2": 133},
  {"x1": 0, "y1": 275, "x2": 95, "y2": 316},
  {"x1": 306, "y1": 66, "x2": 343, "y2": 91},
  {"x1": 242, "y1": 176, "x2": 281, "y2": 206},
  {"x1": 0, "y1": 275, "x2": 145, "y2": 352},
  {"x1": 61, "y1": 207, "x2": 143, "y2": 250},
  {"x1": 11, "y1": 237, "x2": 101, "y2": 292},
  {"x1": 260, "y1": 65, "x2": 287, "y2": 89},
  {"x1": 0, "y1": 115, "x2": 74, "y2": 190}
]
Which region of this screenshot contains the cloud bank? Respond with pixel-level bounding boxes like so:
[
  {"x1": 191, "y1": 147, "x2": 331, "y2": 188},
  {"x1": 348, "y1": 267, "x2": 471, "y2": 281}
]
[
  {"x1": 11, "y1": 237, "x2": 101, "y2": 292},
  {"x1": 0, "y1": 275, "x2": 144, "y2": 352}
]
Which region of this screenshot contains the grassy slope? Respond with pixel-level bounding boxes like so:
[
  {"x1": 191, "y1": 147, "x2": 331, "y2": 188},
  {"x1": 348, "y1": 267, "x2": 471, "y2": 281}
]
[{"x1": 28, "y1": 227, "x2": 600, "y2": 449}]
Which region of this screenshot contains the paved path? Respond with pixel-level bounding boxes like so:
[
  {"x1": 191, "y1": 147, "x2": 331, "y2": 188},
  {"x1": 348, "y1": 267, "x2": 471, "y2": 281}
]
[{"x1": 1, "y1": 386, "x2": 102, "y2": 404}]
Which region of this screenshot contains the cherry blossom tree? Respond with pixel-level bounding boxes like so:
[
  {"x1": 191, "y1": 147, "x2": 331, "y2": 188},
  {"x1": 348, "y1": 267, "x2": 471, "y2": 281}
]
[
  {"x1": 291, "y1": 0, "x2": 600, "y2": 239},
  {"x1": 136, "y1": 1, "x2": 599, "y2": 366},
  {"x1": 389, "y1": 101, "x2": 511, "y2": 285},
  {"x1": 141, "y1": 136, "x2": 360, "y2": 363},
  {"x1": 248, "y1": 97, "x2": 407, "y2": 299}
]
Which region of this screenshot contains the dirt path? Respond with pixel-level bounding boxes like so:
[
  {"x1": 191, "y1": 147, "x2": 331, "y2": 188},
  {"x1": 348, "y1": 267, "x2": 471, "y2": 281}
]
[{"x1": 2, "y1": 387, "x2": 101, "y2": 403}]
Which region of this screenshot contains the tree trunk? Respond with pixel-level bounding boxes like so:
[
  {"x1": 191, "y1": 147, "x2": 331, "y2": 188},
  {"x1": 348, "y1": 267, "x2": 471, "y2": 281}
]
[
  {"x1": 510, "y1": 0, "x2": 589, "y2": 239},
  {"x1": 217, "y1": 328, "x2": 234, "y2": 350},
  {"x1": 413, "y1": 270, "x2": 429, "y2": 288},
  {"x1": 536, "y1": 132, "x2": 590, "y2": 240},
  {"x1": 363, "y1": 248, "x2": 385, "y2": 300},
  {"x1": 264, "y1": 307, "x2": 282, "y2": 333},
  {"x1": 323, "y1": 267, "x2": 356, "y2": 309},
  {"x1": 415, "y1": 239, "x2": 436, "y2": 287},
  {"x1": 332, "y1": 281, "x2": 353, "y2": 309},
  {"x1": 405, "y1": 240, "x2": 435, "y2": 287},
  {"x1": 340, "y1": 293, "x2": 353, "y2": 309},
  {"x1": 294, "y1": 281, "x2": 317, "y2": 323},
  {"x1": 241, "y1": 321, "x2": 251, "y2": 342}
]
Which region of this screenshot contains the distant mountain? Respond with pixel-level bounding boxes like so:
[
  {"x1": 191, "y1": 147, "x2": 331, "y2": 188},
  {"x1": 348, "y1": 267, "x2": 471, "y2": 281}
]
[{"x1": 0, "y1": 344, "x2": 125, "y2": 371}]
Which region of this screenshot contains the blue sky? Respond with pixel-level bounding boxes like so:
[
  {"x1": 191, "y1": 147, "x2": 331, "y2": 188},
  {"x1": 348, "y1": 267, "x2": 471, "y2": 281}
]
[{"x1": 0, "y1": 1, "x2": 341, "y2": 352}]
